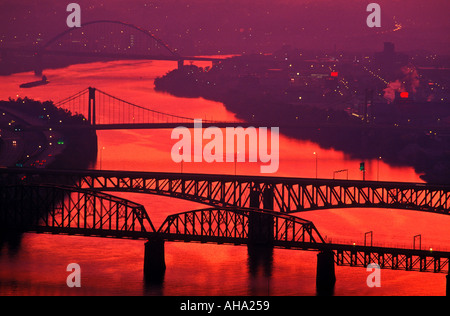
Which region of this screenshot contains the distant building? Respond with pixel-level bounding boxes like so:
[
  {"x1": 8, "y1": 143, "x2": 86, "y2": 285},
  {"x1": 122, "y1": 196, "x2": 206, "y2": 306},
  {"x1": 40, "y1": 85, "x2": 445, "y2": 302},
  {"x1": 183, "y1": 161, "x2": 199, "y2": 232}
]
[{"x1": 373, "y1": 42, "x2": 409, "y2": 70}]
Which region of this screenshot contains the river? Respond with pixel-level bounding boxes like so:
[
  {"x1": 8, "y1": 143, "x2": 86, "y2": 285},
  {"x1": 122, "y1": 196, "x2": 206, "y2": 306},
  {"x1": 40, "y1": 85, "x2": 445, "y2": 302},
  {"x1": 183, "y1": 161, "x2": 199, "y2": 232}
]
[{"x1": 0, "y1": 59, "x2": 449, "y2": 296}]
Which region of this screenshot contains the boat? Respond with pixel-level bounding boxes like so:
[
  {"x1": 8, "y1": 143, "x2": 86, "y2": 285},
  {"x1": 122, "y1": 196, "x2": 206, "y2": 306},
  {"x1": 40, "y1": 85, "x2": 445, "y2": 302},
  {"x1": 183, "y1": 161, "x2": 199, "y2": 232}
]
[{"x1": 19, "y1": 76, "x2": 49, "y2": 88}]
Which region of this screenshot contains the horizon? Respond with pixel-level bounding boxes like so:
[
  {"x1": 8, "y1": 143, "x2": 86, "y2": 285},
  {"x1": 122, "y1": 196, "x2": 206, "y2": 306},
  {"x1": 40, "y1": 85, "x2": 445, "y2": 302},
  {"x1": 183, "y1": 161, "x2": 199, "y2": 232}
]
[{"x1": 1, "y1": 0, "x2": 449, "y2": 55}]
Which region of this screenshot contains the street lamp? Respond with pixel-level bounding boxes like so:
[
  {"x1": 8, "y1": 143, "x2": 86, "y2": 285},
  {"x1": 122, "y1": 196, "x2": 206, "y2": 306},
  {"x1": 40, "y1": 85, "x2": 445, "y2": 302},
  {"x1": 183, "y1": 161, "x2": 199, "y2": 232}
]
[
  {"x1": 377, "y1": 156, "x2": 382, "y2": 181},
  {"x1": 179, "y1": 147, "x2": 183, "y2": 173},
  {"x1": 100, "y1": 146, "x2": 105, "y2": 170},
  {"x1": 235, "y1": 151, "x2": 239, "y2": 176},
  {"x1": 313, "y1": 152, "x2": 318, "y2": 178}
]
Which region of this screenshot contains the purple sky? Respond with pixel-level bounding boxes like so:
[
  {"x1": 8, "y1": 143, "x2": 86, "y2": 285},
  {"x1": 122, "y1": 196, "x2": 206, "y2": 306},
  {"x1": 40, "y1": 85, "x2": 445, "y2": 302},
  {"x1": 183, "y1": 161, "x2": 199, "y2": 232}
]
[{"x1": 1, "y1": 0, "x2": 449, "y2": 54}]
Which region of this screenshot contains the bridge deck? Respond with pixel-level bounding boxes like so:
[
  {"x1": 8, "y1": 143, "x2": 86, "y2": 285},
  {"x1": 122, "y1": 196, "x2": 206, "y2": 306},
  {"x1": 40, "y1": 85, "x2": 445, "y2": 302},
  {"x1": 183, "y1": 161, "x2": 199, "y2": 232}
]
[
  {"x1": 4, "y1": 167, "x2": 450, "y2": 215},
  {"x1": 22, "y1": 227, "x2": 450, "y2": 273},
  {"x1": 4, "y1": 167, "x2": 449, "y2": 189}
]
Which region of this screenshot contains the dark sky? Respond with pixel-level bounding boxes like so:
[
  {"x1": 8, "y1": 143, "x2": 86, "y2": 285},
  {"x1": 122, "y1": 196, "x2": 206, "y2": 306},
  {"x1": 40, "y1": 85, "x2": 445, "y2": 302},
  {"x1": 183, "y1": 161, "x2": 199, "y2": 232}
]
[{"x1": 1, "y1": 0, "x2": 449, "y2": 54}]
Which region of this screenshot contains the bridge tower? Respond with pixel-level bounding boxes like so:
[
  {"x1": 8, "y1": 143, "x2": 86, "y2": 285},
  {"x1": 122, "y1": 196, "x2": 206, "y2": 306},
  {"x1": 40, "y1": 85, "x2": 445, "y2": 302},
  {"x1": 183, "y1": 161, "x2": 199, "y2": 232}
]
[{"x1": 88, "y1": 87, "x2": 96, "y2": 125}]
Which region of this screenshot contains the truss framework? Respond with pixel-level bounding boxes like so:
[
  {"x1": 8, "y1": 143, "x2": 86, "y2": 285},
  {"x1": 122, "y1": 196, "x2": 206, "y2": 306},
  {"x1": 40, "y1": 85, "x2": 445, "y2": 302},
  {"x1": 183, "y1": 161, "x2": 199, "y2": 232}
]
[
  {"x1": 334, "y1": 246, "x2": 450, "y2": 273},
  {"x1": 157, "y1": 207, "x2": 325, "y2": 245},
  {"x1": 0, "y1": 184, "x2": 155, "y2": 237},
  {"x1": 9, "y1": 169, "x2": 449, "y2": 214}
]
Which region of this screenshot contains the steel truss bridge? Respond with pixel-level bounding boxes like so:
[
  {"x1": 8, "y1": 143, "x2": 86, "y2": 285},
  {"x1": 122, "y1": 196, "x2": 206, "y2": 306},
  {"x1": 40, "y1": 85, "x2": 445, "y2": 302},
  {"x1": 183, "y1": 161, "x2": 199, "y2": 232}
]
[
  {"x1": 7, "y1": 168, "x2": 450, "y2": 215},
  {"x1": 0, "y1": 184, "x2": 322, "y2": 246},
  {"x1": 1, "y1": 168, "x2": 450, "y2": 295},
  {"x1": 1, "y1": 181, "x2": 449, "y2": 275}
]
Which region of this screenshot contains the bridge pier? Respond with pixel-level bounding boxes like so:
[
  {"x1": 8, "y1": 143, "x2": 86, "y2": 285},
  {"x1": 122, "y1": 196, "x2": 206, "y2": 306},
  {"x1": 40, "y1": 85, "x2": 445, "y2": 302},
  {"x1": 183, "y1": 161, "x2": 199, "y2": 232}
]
[
  {"x1": 248, "y1": 187, "x2": 274, "y2": 246},
  {"x1": 447, "y1": 271, "x2": 450, "y2": 297},
  {"x1": 248, "y1": 212, "x2": 274, "y2": 246},
  {"x1": 249, "y1": 186, "x2": 274, "y2": 210},
  {"x1": 247, "y1": 244, "x2": 273, "y2": 295},
  {"x1": 316, "y1": 249, "x2": 336, "y2": 296},
  {"x1": 143, "y1": 236, "x2": 166, "y2": 284},
  {"x1": 177, "y1": 59, "x2": 184, "y2": 69}
]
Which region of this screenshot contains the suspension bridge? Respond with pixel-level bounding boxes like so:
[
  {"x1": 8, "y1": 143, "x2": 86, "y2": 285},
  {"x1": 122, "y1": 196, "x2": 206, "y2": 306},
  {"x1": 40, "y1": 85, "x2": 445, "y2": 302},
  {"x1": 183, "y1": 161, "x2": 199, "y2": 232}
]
[{"x1": 52, "y1": 86, "x2": 240, "y2": 129}]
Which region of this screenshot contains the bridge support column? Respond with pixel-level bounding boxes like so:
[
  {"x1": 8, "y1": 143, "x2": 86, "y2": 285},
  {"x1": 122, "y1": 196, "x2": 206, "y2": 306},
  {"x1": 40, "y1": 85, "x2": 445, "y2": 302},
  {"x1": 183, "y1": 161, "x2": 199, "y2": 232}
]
[
  {"x1": 248, "y1": 187, "x2": 274, "y2": 246},
  {"x1": 447, "y1": 271, "x2": 450, "y2": 297},
  {"x1": 250, "y1": 188, "x2": 259, "y2": 209},
  {"x1": 144, "y1": 236, "x2": 166, "y2": 284},
  {"x1": 177, "y1": 59, "x2": 184, "y2": 69},
  {"x1": 249, "y1": 186, "x2": 274, "y2": 210},
  {"x1": 263, "y1": 188, "x2": 274, "y2": 210},
  {"x1": 248, "y1": 212, "x2": 274, "y2": 246},
  {"x1": 316, "y1": 249, "x2": 336, "y2": 296}
]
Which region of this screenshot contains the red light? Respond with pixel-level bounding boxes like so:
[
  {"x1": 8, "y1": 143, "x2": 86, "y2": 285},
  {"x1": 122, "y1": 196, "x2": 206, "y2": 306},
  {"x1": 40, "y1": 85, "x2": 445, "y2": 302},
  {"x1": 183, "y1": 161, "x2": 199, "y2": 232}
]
[
  {"x1": 400, "y1": 92, "x2": 409, "y2": 98},
  {"x1": 330, "y1": 72, "x2": 338, "y2": 77}
]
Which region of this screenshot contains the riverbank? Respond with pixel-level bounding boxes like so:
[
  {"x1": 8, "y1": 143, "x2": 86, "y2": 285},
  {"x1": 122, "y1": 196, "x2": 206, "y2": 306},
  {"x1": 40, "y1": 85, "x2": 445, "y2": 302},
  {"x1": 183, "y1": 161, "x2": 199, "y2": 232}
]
[
  {"x1": 0, "y1": 97, "x2": 97, "y2": 171},
  {"x1": 154, "y1": 64, "x2": 450, "y2": 184}
]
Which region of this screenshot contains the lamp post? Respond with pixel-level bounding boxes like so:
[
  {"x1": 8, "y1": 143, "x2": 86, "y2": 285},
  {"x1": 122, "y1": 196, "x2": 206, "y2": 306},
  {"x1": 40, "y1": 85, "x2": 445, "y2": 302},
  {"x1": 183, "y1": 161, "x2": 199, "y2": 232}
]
[
  {"x1": 179, "y1": 147, "x2": 183, "y2": 173},
  {"x1": 413, "y1": 234, "x2": 422, "y2": 250},
  {"x1": 364, "y1": 231, "x2": 373, "y2": 247},
  {"x1": 100, "y1": 146, "x2": 105, "y2": 170},
  {"x1": 377, "y1": 156, "x2": 382, "y2": 181},
  {"x1": 313, "y1": 152, "x2": 318, "y2": 178},
  {"x1": 235, "y1": 151, "x2": 239, "y2": 176}
]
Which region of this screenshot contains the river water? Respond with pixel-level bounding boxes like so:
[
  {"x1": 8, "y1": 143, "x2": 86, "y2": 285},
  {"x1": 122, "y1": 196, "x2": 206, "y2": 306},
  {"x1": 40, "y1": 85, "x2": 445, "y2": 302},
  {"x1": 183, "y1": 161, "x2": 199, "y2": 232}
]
[{"x1": 0, "y1": 60, "x2": 449, "y2": 296}]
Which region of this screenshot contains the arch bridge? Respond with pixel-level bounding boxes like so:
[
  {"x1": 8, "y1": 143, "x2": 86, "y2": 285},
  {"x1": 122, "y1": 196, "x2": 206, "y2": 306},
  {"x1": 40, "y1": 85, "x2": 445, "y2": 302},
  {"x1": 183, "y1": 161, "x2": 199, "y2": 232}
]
[
  {"x1": 8, "y1": 168, "x2": 450, "y2": 215},
  {"x1": 42, "y1": 20, "x2": 181, "y2": 61},
  {"x1": 0, "y1": 20, "x2": 225, "y2": 75}
]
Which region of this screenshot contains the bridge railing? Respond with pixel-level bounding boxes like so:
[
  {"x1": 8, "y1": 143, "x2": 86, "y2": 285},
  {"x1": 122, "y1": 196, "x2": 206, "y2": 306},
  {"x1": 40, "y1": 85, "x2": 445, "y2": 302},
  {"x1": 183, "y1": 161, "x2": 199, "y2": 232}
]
[{"x1": 331, "y1": 244, "x2": 450, "y2": 273}]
